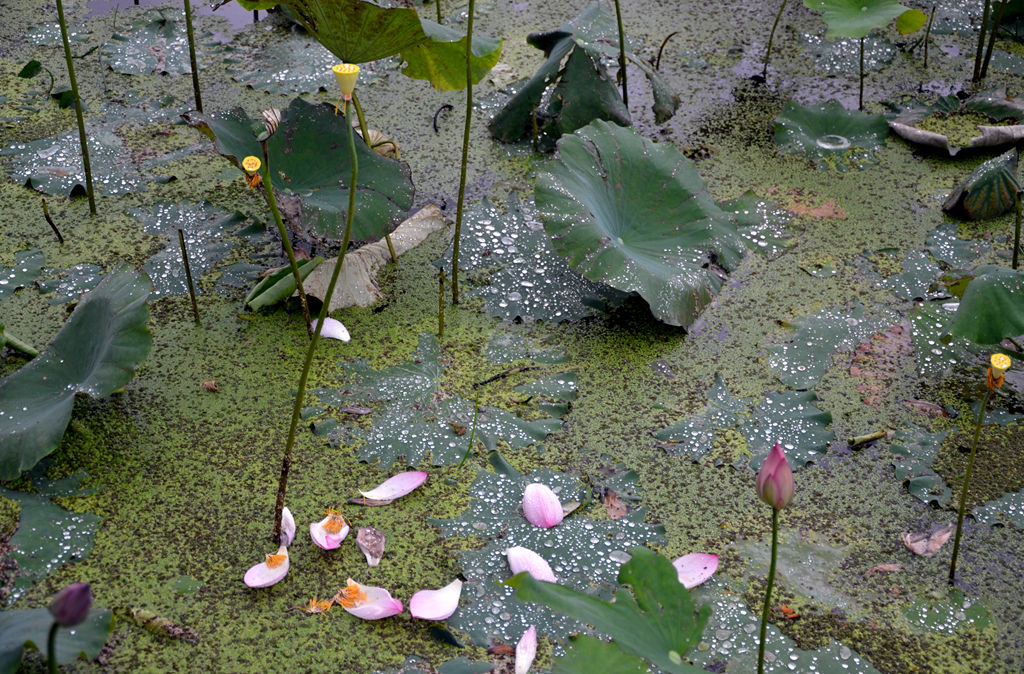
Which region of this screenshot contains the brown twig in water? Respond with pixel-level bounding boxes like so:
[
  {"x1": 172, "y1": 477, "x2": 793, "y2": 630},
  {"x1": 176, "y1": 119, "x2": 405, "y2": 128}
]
[
  {"x1": 41, "y1": 199, "x2": 63, "y2": 244},
  {"x1": 655, "y1": 31, "x2": 678, "y2": 71},
  {"x1": 433, "y1": 104, "x2": 453, "y2": 133},
  {"x1": 473, "y1": 365, "x2": 540, "y2": 389}
]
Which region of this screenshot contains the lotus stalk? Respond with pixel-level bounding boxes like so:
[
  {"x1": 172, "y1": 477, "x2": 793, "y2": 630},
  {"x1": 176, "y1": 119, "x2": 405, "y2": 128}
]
[
  {"x1": 923, "y1": 4, "x2": 936, "y2": 69},
  {"x1": 182, "y1": 0, "x2": 203, "y2": 112},
  {"x1": 1013, "y1": 188, "x2": 1021, "y2": 270},
  {"x1": 177, "y1": 229, "x2": 200, "y2": 325},
  {"x1": 949, "y1": 354, "x2": 1011, "y2": 585},
  {"x1": 756, "y1": 442, "x2": 794, "y2": 674},
  {"x1": 349, "y1": 91, "x2": 397, "y2": 262},
  {"x1": 435, "y1": 0, "x2": 442, "y2": 23},
  {"x1": 858, "y1": 36, "x2": 865, "y2": 111},
  {"x1": 613, "y1": 0, "x2": 629, "y2": 105},
  {"x1": 272, "y1": 67, "x2": 361, "y2": 544},
  {"x1": 972, "y1": 0, "x2": 992, "y2": 82},
  {"x1": 47, "y1": 583, "x2": 93, "y2": 674},
  {"x1": 980, "y1": 1, "x2": 1010, "y2": 81},
  {"x1": 451, "y1": 0, "x2": 476, "y2": 305},
  {"x1": 762, "y1": 1, "x2": 788, "y2": 81},
  {"x1": 54, "y1": 0, "x2": 96, "y2": 215}
]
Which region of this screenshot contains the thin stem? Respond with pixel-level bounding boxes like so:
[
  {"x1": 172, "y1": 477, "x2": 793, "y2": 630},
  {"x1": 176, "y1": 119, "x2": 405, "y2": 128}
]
[
  {"x1": 762, "y1": 0, "x2": 788, "y2": 81},
  {"x1": 613, "y1": 0, "x2": 628, "y2": 106},
  {"x1": 451, "y1": 0, "x2": 475, "y2": 305},
  {"x1": 183, "y1": 0, "x2": 203, "y2": 112},
  {"x1": 436, "y1": 0, "x2": 442, "y2": 23},
  {"x1": 55, "y1": 0, "x2": 96, "y2": 215},
  {"x1": 438, "y1": 266, "x2": 445, "y2": 339},
  {"x1": 273, "y1": 99, "x2": 359, "y2": 541},
  {"x1": 858, "y1": 37, "x2": 865, "y2": 111},
  {"x1": 1014, "y1": 188, "x2": 1021, "y2": 270},
  {"x1": 923, "y1": 5, "x2": 936, "y2": 69},
  {"x1": 178, "y1": 229, "x2": 201, "y2": 325},
  {"x1": 758, "y1": 507, "x2": 779, "y2": 674},
  {"x1": 457, "y1": 395, "x2": 481, "y2": 469},
  {"x1": 260, "y1": 140, "x2": 313, "y2": 334},
  {"x1": 47, "y1": 622, "x2": 59, "y2": 674},
  {"x1": 980, "y1": 1, "x2": 1009, "y2": 81},
  {"x1": 351, "y1": 92, "x2": 397, "y2": 263},
  {"x1": 948, "y1": 386, "x2": 993, "y2": 585},
  {"x1": 973, "y1": 0, "x2": 992, "y2": 82},
  {"x1": 41, "y1": 198, "x2": 64, "y2": 244},
  {"x1": 655, "y1": 31, "x2": 678, "y2": 72}
]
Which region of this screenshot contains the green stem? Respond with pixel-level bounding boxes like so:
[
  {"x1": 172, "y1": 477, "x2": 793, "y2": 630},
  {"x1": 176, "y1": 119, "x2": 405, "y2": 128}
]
[
  {"x1": 973, "y1": 0, "x2": 992, "y2": 82},
  {"x1": 1013, "y1": 188, "x2": 1021, "y2": 270},
  {"x1": 858, "y1": 37, "x2": 864, "y2": 111},
  {"x1": 923, "y1": 5, "x2": 936, "y2": 70},
  {"x1": 948, "y1": 386, "x2": 992, "y2": 585},
  {"x1": 351, "y1": 92, "x2": 397, "y2": 262},
  {"x1": 613, "y1": 0, "x2": 628, "y2": 106},
  {"x1": 757, "y1": 507, "x2": 779, "y2": 674},
  {"x1": 183, "y1": 0, "x2": 202, "y2": 112},
  {"x1": 980, "y1": 0, "x2": 1009, "y2": 81},
  {"x1": 47, "y1": 622, "x2": 59, "y2": 674},
  {"x1": 55, "y1": 0, "x2": 96, "y2": 215},
  {"x1": 273, "y1": 99, "x2": 359, "y2": 541},
  {"x1": 436, "y1": 0, "x2": 442, "y2": 23},
  {"x1": 260, "y1": 140, "x2": 313, "y2": 334},
  {"x1": 762, "y1": 0, "x2": 788, "y2": 81},
  {"x1": 457, "y1": 395, "x2": 481, "y2": 469},
  {"x1": 438, "y1": 266, "x2": 445, "y2": 339},
  {"x1": 178, "y1": 229, "x2": 200, "y2": 325},
  {"x1": 451, "y1": 0, "x2": 475, "y2": 305}
]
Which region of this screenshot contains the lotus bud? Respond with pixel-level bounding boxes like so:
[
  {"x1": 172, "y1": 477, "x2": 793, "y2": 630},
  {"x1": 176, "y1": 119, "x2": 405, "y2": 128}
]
[
  {"x1": 332, "y1": 63, "x2": 360, "y2": 101},
  {"x1": 49, "y1": 582, "x2": 92, "y2": 627},
  {"x1": 756, "y1": 443, "x2": 794, "y2": 510}
]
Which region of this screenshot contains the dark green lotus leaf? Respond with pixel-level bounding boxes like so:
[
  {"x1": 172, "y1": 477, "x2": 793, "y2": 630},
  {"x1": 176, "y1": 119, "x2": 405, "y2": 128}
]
[
  {"x1": 0, "y1": 607, "x2": 112, "y2": 672},
  {"x1": 718, "y1": 192, "x2": 792, "y2": 258},
  {"x1": 0, "y1": 267, "x2": 151, "y2": 480},
  {"x1": 775, "y1": 100, "x2": 890, "y2": 169},
  {"x1": 965, "y1": 88, "x2": 1024, "y2": 123},
  {"x1": 245, "y1": 257, "x2": 323, "y2": 310},
  {"x1": 896, "y1": 8, "x2": 928, "y2": 33},
  {"x1": 903, "y1": 588, "x2": 991, "y2": 635},
  {"x1": 767, "y1": 302, "x2": 898, "y2": 389},
  {"x1": 740, "y1": 391, "x2": 834, "y2": 469},
  {"x1": 950, "y1": 266, "x2": 1024, "y2": 344},
  {"x1": 909, "y1": 303, "x2": 975, "y2": 377},
  {"x1": 942, "y1": 148, "x2": 1021, "y2": 221},
  {"x1": 881, "y1": 249, "x2": 942, "y2": 300},
  {"x1": 889, "y1": 425, "x2": 951, "y2": 506},
  {"x1": 484, "y1": 334, "x2": 568, "y2": 365},
  {"x1": 551, "y1": 635, "x2": 647, "y2": 674},
  {"x1": 0, "y1": 468, "x2": 103, "y2": 603},
  {"x1": 803, "y1": 0, "x2": 912, "y2": 39},
  {"x1": 509, "y1": 548, "x2": 708, "y2": 674},
  {"x1": 514, "y1": 371, "x2": 577, "y2": 417},
  {"x1": 100, "y1": 8, "x2": 226, "y2": 76},
  {"x1": 436, "y1": 658, "x2": 493, "y2": 674},
  {"x1": 0, "y1": 249, "x2": 43, "y2": 301},
  {"x1": 432, "y1": 467, "x2": 664, "y2": 647},
  {"x1": 974, "y1": 487, "x2": 1024, "y2": 528},
  {"x1": 653, "y1": 374, "x2": 752, "y2": 461},
  {"x1": 799, "y1": 33, "x2": 893, "y2": 75},
  {"x1": 236, "y1": 0, "x2": 500, "y2": 90},
  {"x1": 537, "y1": 120, "x2": 746, "y2": 328},
  {"x1": 38, "y1": 264, "x2": 104, "y2": 306},
  {"x1": 185, "y1": 97, "x2": 413, "y2": 243},
  {"x1": 925, "y1": 223, "x2": 988, "y2": 268}
]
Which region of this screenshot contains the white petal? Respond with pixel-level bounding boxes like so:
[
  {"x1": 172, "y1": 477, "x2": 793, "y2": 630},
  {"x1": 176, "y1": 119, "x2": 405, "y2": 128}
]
[
  {"x1": 506, "y1": 546, "x2": 556, "y2": 582},
  {"x1": 280, "y1": 506, "x2": 296, "y2": 547},
  {"x1": 409, "y1": 579, "x2": 463, "y2": 620},
  {"x1": 310, "y1": 516, "x2": 349, "y2": 550},
  {"x1": 522, "y1": 483, "x2": 564, "y2": 528},
  {"x1": 359, "y1": 471, "x2": 428, "y2": 501},
  {"x1": 243, "y1": 546, "x2": 289, "y2": 588},
  {"x1": 515, "y1": 625, "x2": 537, "y2": 674},
  {"x1": 672, "y1": 553, "x2": 718, "y2": 589},
  {"x1": 312, "y1": 317, "x2": 350, "y2": 342}
]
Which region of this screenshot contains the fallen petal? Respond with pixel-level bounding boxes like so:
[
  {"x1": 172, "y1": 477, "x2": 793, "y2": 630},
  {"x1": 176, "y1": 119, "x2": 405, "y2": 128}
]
[
  {"x1": 281, "y1": 506, "x2": 296, "y2": 548},
  {"x1": 522, "y1": 483, "x2": 564, "y2": 528},
  {"x1": 672, "y1": 553, "x2": 719, "y2": 589},
  {"x1": 312, "y1": 317, "x2": 351, "y2": 342},
  {"x1": 866, "y1": 563, "x2": 903, "y2": 576},
  {"x1": 337, "y1": 578, "x2": 403, "y2": 620},
  {"x1": 356, "y1": 527, "x2": 386, "y2": 567},
  {"x1": 409, "y1": 579, "x2": 463, "y2": 620},
  {"x1": 506, "y1": 546, "x2": 556, "y2": 582},
  {"x1": 515, "y1": 625, "x2": 537, "y2": 674},
  {"x1": 244, "y1": 546, "x2": 289, "y2": 588},
  {"x1": 310, "y1": 510, "x2": 349, "y2": 550},
  {"x1": 359, "y1": 471, "x2": 428, "y2": 503}
]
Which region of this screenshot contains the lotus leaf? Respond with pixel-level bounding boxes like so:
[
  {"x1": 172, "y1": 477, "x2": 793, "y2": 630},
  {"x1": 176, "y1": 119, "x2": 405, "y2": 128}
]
[
  {"x1": 38, "y1": 264, "x2": 104, "y2": 305},
  {"x1": 925, "y1": 222, "x2": 988, "y2": 268},
  {"x1": 184, "y1": 97, "x2": 414, "y2": 244},
  {"x1": 100, "y1": 9, "x2": 225, "y2": 76},
  {"x1": 0, "y1": 608, "x2": 112, "y2": 672},
  {"x1": 909, "y1": 303, "x2": 975, "y2": 377},
  {"x1": 740, "y1": 391, "x2": 834, "y2": 469},
  {"x1": 903, "y1": 589, "x2": 991, "y2": 635},
  {"x1": 653, "y1": 374, "x2": 752, "y2": 461},
  {"x1": 536, "y1": 120, "x2": 745, "y2": 328},
  {"x1": 889, "y1": 425, "x2": 951, "y2": 506},
  {"x1": 974, "y1": 487, "x2": 1024, "y2": 528},
  {"x1": 484, "y1": 334, "x2": 568, "y2": 365},
  {"x1": 719, "y1": 192, "x2": 792, "y2": 258},
  {"x1": 942, "y1": 148, "x2": 1021, "y2": 221},
  {"x1": 881, "y1": 249, "x2": 941, "y2": 300},
  {"x1": 550, "y1": 636, "x2": 648, "y2": 674},
  {"x1": 0, "y1": 267, "x2": 151, "y2": 479},
  {"x1": 950, "y1": 266, "x2": 1024, "y2": 344},
  {"x1": 775, "y1": 100, "x2": 889, "y2": 169},
  {"x1": 235, "y1": 0, "x2": 501, "y2": 90},
  {"x1": 887, "y1": 89, "x2": 1024, "y2": 155},
  {"x1": 803, "y1": 0, "x2": 912, "y2": 39},
  {"x1": 0, "y1": 249, "x2": 43, "y2": 301},
  {"x1": 245, "y1": 257, "x2": 323, "y2": 310},
  {"x1": 799, "y1": 33, "x2": 893, "y2": 75}
]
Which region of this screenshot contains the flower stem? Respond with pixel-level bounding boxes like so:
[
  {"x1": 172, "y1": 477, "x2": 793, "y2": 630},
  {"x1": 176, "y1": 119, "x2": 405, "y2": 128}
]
[
  {"x1": 948, "y1": 386, "x2": 992, "y2": 585},
  {"x1": 758, "y1": 507, "x2": 779, "y2": 674},
  {"x1": 436, "y1": 0, "x2": 442, "y2": 23},
  {"x1": 351, "y1": 92, "x2": 397, "y2": 262},
  {"x1": 273, "y1": 100, "x2": 359, "y2": 541},
  {"x1": 762, "y1": 0, "x2": 788, "y2": 81},
  {"x1": 183, "y1": 0, "x2": 203, "y2": 112},
  {"x1": 438, "y1": 266, "x2": 445, "y2": 339},
  {"x1": 923, "y1": 5, "x2": 936, "y2": 69},
  {"x1": 55, "y1": 0, "x2": 96, "y2": 215},
  {"x1": 260, "y1": 140, "x2": 313, "y2": 334},
  {"x1": 457, "y1": 395, "x2": 480, "y2": 469},
  {"x1": 1013, "y1": 186, "x2": 1021, "y2": 270},
  {"x1": 451, "y1": 0, "x2": 475, "y2": 305},
  {"x1": 858, "y1": 37, "x2": 865, "y2": 111},
  {"x1": 980, "y1": 0, "x2": 1009, "y2": 81},
  {"x1": 178, "y1": 229, "x2": 200, "y2": 325},
  {"x1": 613, "y1": 0, "x2": 628, "y2": 106},
  {"x1": 973, "y1": 0, "x2": 992, "y2": 82},
  {"x1": 47, "y1": 622, "x2": 59, "y2": 674}
]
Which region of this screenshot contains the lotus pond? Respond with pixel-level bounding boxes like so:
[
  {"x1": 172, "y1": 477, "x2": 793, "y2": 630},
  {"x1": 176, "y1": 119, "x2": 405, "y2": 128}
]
[{"x1": 2, "y1": 0, "x2": 1024, "y2": 672}]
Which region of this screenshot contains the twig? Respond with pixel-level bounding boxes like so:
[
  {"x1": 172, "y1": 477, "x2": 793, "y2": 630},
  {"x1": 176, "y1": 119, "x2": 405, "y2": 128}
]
[
  {"x1": 655, "y1": 31, "x2": 678, "y2": 72},
  {"x1": 473, "y1": 365, "x2": 540, "y2": 389},
  {"x1": 41, "y1": 199, "x2": 63, "y2": 244},
  {"x1": 433, "y1": 103, "x2": 453, "y2": 133},
  {"x1": 848, "y1": 429, "x2": 886, "y2": 448},
  {"x1": 178, "y1": 229, "x2": 201, "y2": 325}
]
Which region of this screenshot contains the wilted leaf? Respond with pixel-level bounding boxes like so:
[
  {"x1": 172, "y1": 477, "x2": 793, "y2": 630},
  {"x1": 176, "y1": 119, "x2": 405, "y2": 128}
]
[
  {"x1": 603, "y1": 490, "x2": 628, "y2": 520},
  {"x1": 901, "y1": 523, "x2": 953, "y2": 557},
  {"x1": 903, "y1": 399, "x2": 950, "y2": 418},
  {"x1": 866, "y1": 563, "x2": 903, "y2": 575},
  {"x1": 850, "y1": 324, "x2": 912, "y2": 407},
  {"x1": 942, "y1": 148, "x2": 1021, "y2": 221}
]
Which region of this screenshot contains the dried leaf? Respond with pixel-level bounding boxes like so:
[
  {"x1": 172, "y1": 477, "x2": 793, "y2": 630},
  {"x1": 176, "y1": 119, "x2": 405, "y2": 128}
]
[
  {"x1": 850, "y1": 325, "x2": 912, "y2": 407},
  {"x1": 488, "y1": 643, "x2": 516, "y2": 656},
  {"x1": 116, "y1": 607, "x2": 199, "y2": 645},
  {"x1": 866, "y1": 563, "x2": 903, "y2": 576},
  {"x1": 903, "y1": 399, "x2": 950, "y2": 418},
  {"x1": 338, "y1": 406, "x2": 373, "y2": 415},
  {"x1": 901, "y1": 523, "x2": 954, "y2": 557},
  {"x1": 201, "y1": 380, "x2": 219, "y2": 393},
  {"x1": 603, "y1": 490, "x2": 628, "y2": 520}
]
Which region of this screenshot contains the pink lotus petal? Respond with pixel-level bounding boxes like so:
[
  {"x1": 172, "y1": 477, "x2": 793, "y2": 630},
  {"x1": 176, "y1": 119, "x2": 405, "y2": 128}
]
[
  {"x1": 243, "y1": 546, "x2": 289, "y2": 588},
  {"x1": 672, "y1": 553, "x2": 718, "y2": 589},
  {"x1": 359, "y1": 471, "x2": 428, "y2": 502},
  {"x1": 340, "y1": 578, "x2": 404, "y2": 620},
  {"x1": 409, "y1": 579, "x2": 463, "y2": 620},
  {"x1": 506, "y1": 546, "x2": 556, "y2": 582},
  {"x1": 280, "y1": 506, "x2": 296, "y2": 547},
  {"x1": 522, "y1": 483, "x2": 564, "y2": 528},
  {"x1": 515, "y1": 625, "x2": 537, "y2": 674},
  {"x1": 310, "y1": 513, "x2": 349, "y2": 550},
  {"x1": 312, "y1": 317, "x2": 350, "y2": 342}
]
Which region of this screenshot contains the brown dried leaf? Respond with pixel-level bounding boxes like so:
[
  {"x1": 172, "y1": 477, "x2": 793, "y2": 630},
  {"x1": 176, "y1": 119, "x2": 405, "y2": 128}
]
[
  {"x1": 488, "y1": 643, "x2": 516, "y2": 656},
  {"x1": 903, "y1": 399, "x2": 950, "y2": 418},
  {"x1": 603, "y1": 490, "x2": 628, "y2": 520},
  {"x1": 201, "y1": 380, "x2": 219, "y2": 393},
  {"x1": 866, "y1": 563, "x2": 903, "y2": 576},
  {"x1": 449, "y1": 422, "x2": 467, "y2": 436},
  {"x1": 339, "y1": 406, "x2": 373, "y2": 415},
  {"x1": 901, "y1": 523, "x2": 954, "y2": 557}
]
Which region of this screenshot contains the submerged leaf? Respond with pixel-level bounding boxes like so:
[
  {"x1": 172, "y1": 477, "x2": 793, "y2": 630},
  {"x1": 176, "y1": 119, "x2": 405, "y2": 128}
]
[
  {"x1": 653, "y1": 374, "x2": 751, "y2": 461},
  {"x1": 0, "y1": 249, "x2": 44, "y2": 301},
  {"x1": 889, "y1": 425, "x2": 951, "y2": 507},
  {"x1": 775, "y1": 100, "x2": 889, "y2": 170},
  {"x1": 740, "y1": 392, "x2": 834, "y2": 469}
]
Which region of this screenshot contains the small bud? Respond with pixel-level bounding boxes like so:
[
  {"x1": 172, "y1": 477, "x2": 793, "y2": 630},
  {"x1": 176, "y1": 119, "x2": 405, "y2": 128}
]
[
  {"x1": 332, "y1": 63, "x2": 360, "y2": 100},
  {"x1": 49, "y1": 582, "x2": 92, "y2": 627},
  {"x1": 756, "y1": 443, "x2": 795, "y2": 510}
]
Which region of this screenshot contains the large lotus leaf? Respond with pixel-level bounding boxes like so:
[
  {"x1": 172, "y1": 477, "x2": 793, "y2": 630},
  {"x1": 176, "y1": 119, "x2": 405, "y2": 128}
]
[
  {"x1": 925, "y1": 223, "x2": 988, "y2": 268},
  {"x1": 881, "y1": 249, "x2": 942, "y2": 300},
  {"x1": 775, "y1": 100, "x2": 890, "y2": 170},
  {"x1": 0, "y1": 469, "x2": 102, "y2": 603},
  {"x1": 719, "y1": 192, "x2": 792, "y2": 258},
  {"x1": 100, "y1": 8, "x2": 226, "y2": 76},
  {"x1": 0, "y1": 267, "x2": 151, "y2": 480},
  {"x1": 432, "y1": 466, "x2": 664, "y2": 646},
  {"x1": 236, "y1": 0, "x2": 500, "y2": 90},
  {"x1": 889, "y1": 425, "x2": 951, "y2": 506},
  {"x1": 0, "y1": 608, "x2": 112, "y2": 672},
  {"x1": 184, "y1": 97, "x2": 413, "y2": 243},
  {"x1": 0, "y1": 249, "x2": 43, "y2": 301},
  {"x1": 537, "y1": 120, "x2": 746, "y2": 328},
  {"x1": 909, "y1": 303, "x2": 975, "y2": 377},
  {"x1": 974, "y1": 487, "x2": 1024, "y2": 528},
  {"x1": 551, "y1": 636, "x2": 648, "y2": 674},
  {"x1": 653, "y1": 374, "x2": 752, "y2": 461},
  {"x1": 942, "y1": 148, "x2": 1021, "y2": 221},
  {"x1": 903, "y1": 589, "x2": 991, "y2": 635},
  {"x1": 950, "y1": 266, "x2": 1024, "y2": 344},
  {"x1": 740, "y1": 391, "x2": 834, "y2": 469},
  {"x1": 803, "y1": 0, "x2": 912, "y2": 39},
  {"x1": 509, "y1": 548, "x2": 708, "y2": 674}
]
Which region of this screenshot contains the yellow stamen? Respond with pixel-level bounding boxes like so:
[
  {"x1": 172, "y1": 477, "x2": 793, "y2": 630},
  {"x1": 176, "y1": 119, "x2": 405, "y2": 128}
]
[
  {"x1": 245, "y1": 172, "x2": 262, "y2": 189},
  {"x1": 296, "y1": 597, "x2": 333, "y2": 614},
  {"x1": 265, "y1": 550, "x2": 287, "y2": 569},
  {"x1": 322, "y1": 508, "x2": 347, "y2": 535},
  {"x1": 335, "y1": 580, "x2": 366, "y2": 608}
]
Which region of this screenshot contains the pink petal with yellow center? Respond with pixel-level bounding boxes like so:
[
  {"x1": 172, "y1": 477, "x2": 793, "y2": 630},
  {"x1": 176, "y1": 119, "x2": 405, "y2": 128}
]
[
  {"x1": 310, "y1": 516, "x2": 349, "y2": 550},
  {"x1": 672, "y1": 553, "x2": 718, "y2": 589},
  {"x1": 281, "y1": 506, "x2": 296, "y2": 547},
  {"x1": 359, "y1": 471, "x2": 428, "y2": 502},
  {"x1": 409, "y1": 579, "x2": 463, "y2": 620},
  {"x1": 243, "y1": 546, "x2": 289, "y2": 588},
  {"x1": 522, "y1": 483, "x2": 564, "y2": 528},
  {"x1": 343, "y1": 580, "x2": 404, "y2": 620},
  {"x1": 506, "y1": 546, "x2": 556, "y2": 582},
  {"x1": 515, "y1": 625, "x2": 537, "y2": 674}
]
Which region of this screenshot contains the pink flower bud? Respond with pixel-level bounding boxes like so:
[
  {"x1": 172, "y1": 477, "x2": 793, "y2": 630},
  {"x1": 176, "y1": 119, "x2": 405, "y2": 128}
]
[
  {"x1": 756, "y1": 443, "x2": 794, "y2": 509},
  {"x1": 49, "y1": 582, "x2": 92, "y2": 627}
]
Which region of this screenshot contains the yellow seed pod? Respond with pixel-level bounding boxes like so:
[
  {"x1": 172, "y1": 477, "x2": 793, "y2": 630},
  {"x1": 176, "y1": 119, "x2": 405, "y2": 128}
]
[
  {"x1": 332, "y1": 63, "x2": 360, "y2": 100},
  {"x1": 242, "y1": 156, "x2": 262, "y2": 175},
  {"x1": 991, "y1": 353, "x2": 1011, "y2": 378}
]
